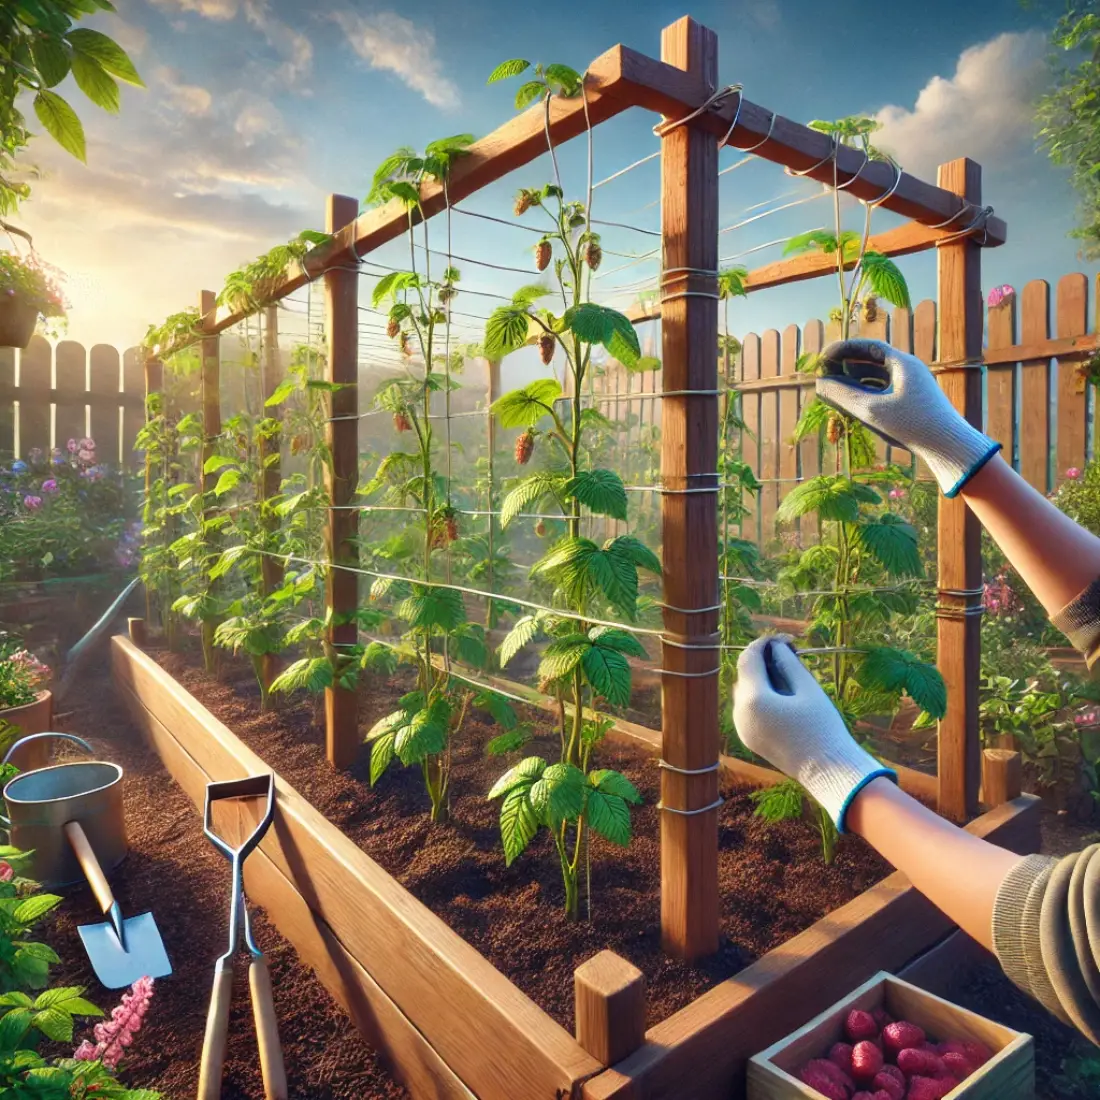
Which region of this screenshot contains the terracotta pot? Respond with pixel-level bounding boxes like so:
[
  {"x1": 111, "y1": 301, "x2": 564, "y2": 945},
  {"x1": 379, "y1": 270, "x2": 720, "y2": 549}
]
[
  {"x1": 0, "y1": 295, "x2": 39, "y2": 349},
  {"x1": 0, "y1": 692, "x2": 53, "y2": 771}
]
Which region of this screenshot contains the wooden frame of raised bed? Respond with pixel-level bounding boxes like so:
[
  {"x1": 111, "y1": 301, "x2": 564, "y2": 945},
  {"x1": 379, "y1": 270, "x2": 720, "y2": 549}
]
[{"x1": 113, "y1": 636, "x2": 1041, "y2": 1100}]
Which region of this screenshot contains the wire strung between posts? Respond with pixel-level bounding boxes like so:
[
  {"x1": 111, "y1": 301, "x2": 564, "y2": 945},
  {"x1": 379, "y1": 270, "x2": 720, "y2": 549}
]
[
  {"x1": 718, "y1": 191, "x2": 829, "y2": 236},
  {"x1": 785, "y1": 135, "x2": 837, "y2": 178},
  {"x1": 450, "y1": 205, "x2": 544, "y2": 235},
  {"x1": 591, "y1": 218, "x2": 662, "y2": 238},
  {"x1": 720, "y1": 231, "x2": 823, "y2": 266},
  {"x1": 659, "y1": 760, "x2": 721, "y2": 776},
  {"x1": 657, "y1": 797, "x2": 724, "y2": 815},
  {"x1": 592, "y1": 150, "x2": 660, "y2": 189}
]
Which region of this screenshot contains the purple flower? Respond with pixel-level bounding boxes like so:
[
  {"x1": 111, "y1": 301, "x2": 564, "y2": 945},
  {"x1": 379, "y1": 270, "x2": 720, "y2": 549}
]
[
  {"x1": 22, "y1": 495, "x2": 41, "y2": 511},
  {"x1": 41, "y1": 479, "x2": 57, "y2": 494},
  {"x1": 987, "y1": 284, "x2": 1015, "y2": 309},
  {"x1": 1066, "y1": 466, "x2": 1082, "y2": 480},
  {"x1": 11, "y1": 461, "x2": 26, "y2": 474},
  {"x1": 66, "y1": 438, "x2": 77, "y2": 453}
]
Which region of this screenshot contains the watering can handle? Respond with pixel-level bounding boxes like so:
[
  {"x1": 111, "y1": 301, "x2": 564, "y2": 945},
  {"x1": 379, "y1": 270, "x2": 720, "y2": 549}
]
[{"x1": 1, "y1": 732, "x2": 94, "y2": 769}]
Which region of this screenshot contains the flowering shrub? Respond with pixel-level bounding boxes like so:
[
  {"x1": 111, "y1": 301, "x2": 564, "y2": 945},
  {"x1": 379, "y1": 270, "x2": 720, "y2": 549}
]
[
  {"x1": 0, "y1": 645, "x2": 49, "y2": 709},
  {"x1": 1053, "y1": 458, "x2": 1100, "y2": 537},
  {"x1": 74, "y1": 976, "x2": 155, "y2": 1070},
  {"x1": 0, "y1": 252, "x2": 66, "y2": 325},
  {"x1": 987, "y1": 284, "x2": 1015, "y2": 308},
  {"x1": 983, "y1": 573, "x2": 1021, "y2": 618}
]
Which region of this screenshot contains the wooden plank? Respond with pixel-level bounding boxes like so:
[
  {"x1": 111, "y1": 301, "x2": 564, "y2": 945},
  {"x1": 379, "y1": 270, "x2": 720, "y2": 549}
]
[
  {"x1": 88, "y1": 343, "x2": 121, "y2": 465},
  {"x1": 740, "y1": 333, "x2": 761, "y2": 544},
  {"x1": 859, "y1": 309, "x2": 890, "y2": 466},
  {"x1": 17, "y1": 335, "x2": 50, "y2": 457},
  {"x1": 798, "y1": 320, "x2": 823, "y2": 545},
  {"x1": 657, "y1": 15, "x2": 721, "y2": 961},
  {"x1": 0, "y1": 346, "x2": 13, "y2": 458},
  {"x1": 1055, "y1": 272, "x2": 1089, "y2": 483},
  {"x1": 778, "y1": 324, "x2": 799, "y2": 534},
  {"x1": 758, "y1": 330, "x2": 781, "y2": 544},
  {"x1": 935, "y1": 159, "x2": 983, "y2": 824},
  {"x1": 121, "y1": 347, "x2": 145, "y2": 466},
  {"x1": 609, "y1": 50, "x2": 1007, "y2": 244},
  {"x1": 575, "y1": 952, "x2": 647, "y2": 1067},
  {"x1": 325, "y1": 195, "x2": 361, "y2": 770},
  {"x1": 118, "y1": 670, "x2": 476, "y2": 1100},
  {"x1": 982, "y1": 749, "x2": 1022, "y2": 808},
  {"x1": 983, "y1": 332, "x2": 1098, "y2": 366},
  {"x1": 582, "y1": 794, "x2": 1041, "y2": 1100},
  {"x1": 888, "y1": 307, "x2": 913, "y2": 467},
  {"x1": 54, "y1": 340, "x2": 86, "y2": 449},
  {"x1": 1017, "y1": 281, "x2": 1052, "y2": 494},
  {"x1": 985, "y1": 295, "x2": 1016, "y2": 467},
  {"x1": 111, "y1": 637, "x2": 601, "y2": 1100}
]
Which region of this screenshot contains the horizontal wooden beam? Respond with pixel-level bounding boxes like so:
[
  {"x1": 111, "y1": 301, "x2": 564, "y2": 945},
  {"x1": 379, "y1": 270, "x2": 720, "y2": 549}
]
[
  {"x1": 983, "y1": 332, "x2": 1100, "y2": 366},
  {"x1": 583, "y1": 793, "x2": 1041, "y2": 1100},
  {"x1": 610, "y1": 47, "x2": 1007, "y2": 244},
  {"x1": 0, "y1": 386, "x2": 144, "y2": 410}
]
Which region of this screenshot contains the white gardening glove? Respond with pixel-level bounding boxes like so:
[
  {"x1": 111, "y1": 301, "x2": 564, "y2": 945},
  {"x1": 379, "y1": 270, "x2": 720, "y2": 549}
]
[
  {"x1": 816, "y1": 338, "x2": 1001, "y2": 498},
  {"x1": 733, "y1": 636, "x2": 896, "y2": 832}
]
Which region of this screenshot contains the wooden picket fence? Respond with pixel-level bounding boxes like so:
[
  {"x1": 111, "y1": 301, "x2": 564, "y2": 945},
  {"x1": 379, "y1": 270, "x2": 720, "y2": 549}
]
[{"x1": 0, "y1": 334, "x2": 145, "y2": 467}]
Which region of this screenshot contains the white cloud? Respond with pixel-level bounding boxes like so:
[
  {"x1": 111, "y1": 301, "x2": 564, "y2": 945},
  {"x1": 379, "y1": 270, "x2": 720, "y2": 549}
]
[
  {"x1": 151, "y1": 0, "x2": 238, "y2": 19},
  {"x1": 745, "y1": 0, "x2": 781, "y2": 30},
  {"x1": 873, "y1": 31, "x2": 1049, "y2": 178},
  {"x1": 157, "y1": 67, "x2": 213, "y2": 116},
  {"x1": 235, "y1": 101, "x2": 282, "y2": 142},
  {"x1": 331, "y1": 10, "x2": 460, "y2": 110}
]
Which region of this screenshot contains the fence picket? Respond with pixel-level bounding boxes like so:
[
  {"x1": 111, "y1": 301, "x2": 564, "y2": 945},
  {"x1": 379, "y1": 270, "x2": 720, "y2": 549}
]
[
  {"x1": 740, "y1": 333, "x2": 761, "y2": 542},
  {"x1": 779, "y1": 324, "x2": 799, "y2": 537},
  {"x1": 0, "y1": 348, "x2": 12, "y2": 457},
  {"x1": 799, "y1": 319, "x2": 823, "y2": 544},
  {"x1": 985, "y1": 298, "x2": 1016, "y2": 467},
  {"x1": 54, "y1": 340, "x2": 86, "y2": 448},
  {"x1": 89, "y1": 344, "x2": 121, "y2": 466},
  {"x1": 759, "y1": 329, "x2": 781, "y2": 545},
  {"x1": 1019, "y1": 280, "x2": 1052, "y2": 494},
  {"x1": 1055, "y1": 273, "x2": 1089, "y2": 483},
  {"x1": 122, "y1": 348, "x2": 145, "y2": 463},
  {"x1": 19, "y1": 336, "x2": 51, "y2": 456}
]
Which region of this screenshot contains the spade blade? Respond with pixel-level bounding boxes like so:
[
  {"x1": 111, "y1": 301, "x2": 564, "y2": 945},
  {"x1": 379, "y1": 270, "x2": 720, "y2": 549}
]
[{"x1": 76, "y1": 911, "x2": 172, "y2": 990}]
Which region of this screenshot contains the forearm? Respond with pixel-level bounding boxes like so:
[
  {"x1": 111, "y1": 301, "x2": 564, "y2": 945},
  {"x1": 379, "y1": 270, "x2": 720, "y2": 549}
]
[
  {"x1": 961, "y1": 454, "x2": 1100, "y2": 616},
  {"x1": 845, "y1": 777, "x2": 1021, "y2": 951}
]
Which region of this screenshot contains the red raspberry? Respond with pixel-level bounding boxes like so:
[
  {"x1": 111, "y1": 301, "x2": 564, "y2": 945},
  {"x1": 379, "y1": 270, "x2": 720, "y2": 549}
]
[
  {"x1": 514, "y1": 189, "x2": 535, "y2": 216},
  {"x1": 940, "y1": 1052, "x2": 972, "y2": 1080},
  {"x1": 393, "y1": 412, "x2": 411, "y2": 433},
  {"x1": 829, "y1": 1043, "x2": 854, "y2": 1071},
  {"x1": 538, "y1": 333, "x2": 555, "y2": 365},
  {"x1": 872, "y1": 1068, "x2": 904, "y2": 1100},
  {"x1": 515, "y1": 429, "x2": 534, "y2": 465},
  {"x1": 585, "y1": 240, "x2": 602, "y2": 271},
  {"x1": 871, "y1": 1008, "x2": 893, "y2": 1033},
  {"x1": 387, "y1": 318, "x2": 400, "y2": 339},
  {"x1": 853, "y1": 1093, "x2": 893, "y2": 1100},
  {"x1": 882, "y1": 1022, "x2": 925, "y2": 1058},
  {"x1": 846, "y1": 1010, "x2": 879, "y2": 1044},
  {"x1": 535, "y1": 520, "x2": 547, "y2": 537},
  {"x1": 906, "y1": 1076, "x2": 956, "y2": 1100},
  {"x1": 534, "y1": 240, "x2": 551, "y2": 271},
  {"x1": 445, "y1": 516, "x2": 459, "y2": 544},
  {"x1": 799, "y1": 1061, "x2": 851, "y2": 1100},
  {"x1": 897, "y1": 1049, "x2": 946, "y2": 1078},
  {"x1": 851, "y1": 1041, "x2": 884, "y2": 1081},
  {"x1": 961, "y1": 1041, "x2": 991, "y2": 1067}
]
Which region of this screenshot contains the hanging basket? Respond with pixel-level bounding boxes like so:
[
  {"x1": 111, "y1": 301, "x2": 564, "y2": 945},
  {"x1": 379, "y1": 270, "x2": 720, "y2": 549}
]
[{"x1": 0, "y1": 294, "x2": 39, "y2": 349}]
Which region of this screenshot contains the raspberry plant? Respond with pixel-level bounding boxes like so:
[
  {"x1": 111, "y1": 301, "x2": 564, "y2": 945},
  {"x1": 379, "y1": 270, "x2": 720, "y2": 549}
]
[{"x1": 479, "y1": 58, "x2": 658, "y2": 920}]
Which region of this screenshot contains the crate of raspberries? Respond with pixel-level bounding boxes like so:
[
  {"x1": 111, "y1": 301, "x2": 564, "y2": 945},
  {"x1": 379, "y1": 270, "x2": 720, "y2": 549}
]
[{"x1": 747, "y1": 971, "x2": 1033, "y2": 1100}]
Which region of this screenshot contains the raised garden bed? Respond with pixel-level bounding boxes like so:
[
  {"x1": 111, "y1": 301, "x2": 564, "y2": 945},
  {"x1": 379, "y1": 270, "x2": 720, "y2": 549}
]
[
  {"x1": 112, "y1": 635, "x2": 1042, "y2": 1100},
  {"x1": 48, "y1": 653, "x2": 406, "y2": 1099}
]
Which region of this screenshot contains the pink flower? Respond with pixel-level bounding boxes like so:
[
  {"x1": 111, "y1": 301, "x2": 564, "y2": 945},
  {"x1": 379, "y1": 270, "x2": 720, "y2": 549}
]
[
  {"x1": 987, "y1": 284, "x2": 1015, "y2": 308},
  {"x1": 22, "y1": 495, "x2": 41, "y2": 510},
  {"x1": 0, "y1": 862, "x2": 14, "y2": 882},
  {"x1": 66, "y1": 439, "x2": 77, "y2": 453},
  {"x1": 74, "y1": 976, "x2": 155, "y2": 1070},
  {"x1": 983, "y1": 573, "x2": 1020, "y2": 617},
  {"x1": 1066, "y1": 467, "x2": 1082, "y2": 480},
  {"x1": 41, "y1": 479, "x2": 57, "y2": 494},
  {"x1": 79, "y1": 437, "x2": 95, "y2": 452},
  {"x1": 77, "y1": 449, "x2": 94, "y2": 464},
  {"x1": 888, "y1": 487, "x2": 906, "y2": 500}
]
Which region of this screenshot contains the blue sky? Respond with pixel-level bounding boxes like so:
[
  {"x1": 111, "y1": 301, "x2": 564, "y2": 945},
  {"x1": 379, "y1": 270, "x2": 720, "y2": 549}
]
[{"x1": 15, "y1": 0, "x2": 1098, "y2": 357}]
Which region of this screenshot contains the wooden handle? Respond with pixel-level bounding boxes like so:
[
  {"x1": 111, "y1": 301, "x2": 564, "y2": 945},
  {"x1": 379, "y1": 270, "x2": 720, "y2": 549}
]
[
  {"x1": 249, "y1": 956, "x2": 287, "y2": 1100},
  {"x1": 197, "y1": 964, "x2": 234, "y2": 1100},
  {"x1": 63, "y1": 821, "x2": 114, "y2": 916}
]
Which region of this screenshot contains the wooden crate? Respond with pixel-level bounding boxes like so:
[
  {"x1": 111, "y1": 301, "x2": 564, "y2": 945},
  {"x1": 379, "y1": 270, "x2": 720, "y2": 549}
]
[{"x1": 747, "y1": 971, "x2": 1033, "y2": 1100}]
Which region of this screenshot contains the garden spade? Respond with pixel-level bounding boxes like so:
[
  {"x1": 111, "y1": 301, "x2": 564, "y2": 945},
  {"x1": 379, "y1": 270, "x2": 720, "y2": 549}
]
[{"x1": 64, "y1": 821, "x2": 172, "y2": 989}]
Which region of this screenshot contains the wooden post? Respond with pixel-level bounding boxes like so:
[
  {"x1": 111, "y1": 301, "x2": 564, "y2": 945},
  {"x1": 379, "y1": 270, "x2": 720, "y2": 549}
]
[
  {"x1": 199, "y1": 289, "x2": 221, "y2": 674},
  {"x1": 574, "y1": 951, "x2": 647, "y2": 1066},
  {"x1": 143, "y1": 353, "x2": 163, "y2": 627},
  {"x1": 982, "y1": 749, "x2": 1022, "y2": 807},
  {"x1": 658, "y1": 15, "x2": 721, "y2": 960},
  {"x1": 324, "y1": 194, "x2": 360, "y2": 769},
  {"x1": 936, "y1": 159, "x2": 983, "y2": 822},
  {"x1": 127, "y1": 618, "x2": 147, "y2": 647},
  {"x1": 260, "y1": 304, "x2": 285, "y2": 697}
]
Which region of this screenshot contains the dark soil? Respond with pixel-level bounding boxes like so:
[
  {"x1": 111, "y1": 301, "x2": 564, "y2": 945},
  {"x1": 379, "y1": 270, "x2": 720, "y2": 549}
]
[
  {"x1": 153, "y1": 643, "x2": 891, "y2": 1030},
  {"x1": 45, "y1": 653, "x2": 408, "y2": 1100}
]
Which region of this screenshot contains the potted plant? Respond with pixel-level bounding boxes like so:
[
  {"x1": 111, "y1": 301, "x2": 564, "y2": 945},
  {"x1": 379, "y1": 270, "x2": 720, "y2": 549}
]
[
  {"x1": 0, "y1": 642, "x2": 52, "y2": 770},
  {"x1": 0, "y1": 251, "x2": 65, "y2": 348}
]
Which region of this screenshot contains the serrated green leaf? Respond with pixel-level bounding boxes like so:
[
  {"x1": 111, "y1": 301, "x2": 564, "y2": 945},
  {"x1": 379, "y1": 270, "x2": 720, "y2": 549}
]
[
  {"x1": 486, "y1": 728, "x2": 533, "y2": 756},
  {"x1": 0, "y1": 1008, "x2": 32, "y2": 1050},
  {"x1": 67, "y1": 27, "x2": 144, "y2": 85},
  {"x1": 499, "y1": 786, "x2": 538, "y2": 865},
  {"x1": 514, "y1": 80, "x2": 546, "y2": 109},
  {"x1": 370, "y1": 731, "x2": 396, "y2": 786},
  {"x1": 512, "y1": 284, "x2": 553, "y2": 307},
  {"x1": 500, "y1": 472, "x2": 564, "y2": 527},
  {"x1": 485, "y1": 306, "x2": 532, "y2": 357},
  {"x1": 792, "y1": 398, "x2": 831, "y2": 444},
  {"x1": 539, "y1": 635, "x2": 591, "y2": 681},
  {"x1": 529, "y1": 762, "x2": 586, "y2": 826},
  {"x1": 581, "y1": 644, "x2": 631, "y2": 706},
  {"x1": 488, "y1": 755, "x2": 547, "y2": 799},
  {"x1": 34, "y1": 90, "x2": 86, "y2": 161},
  {"x1": 394, "y1": 709, "x2": 447, "y2": 765},
  {"x1": 0, "y1": 993, "x2": 32, "y2": 1009},
  {"x1": 372, "y1": 270, "x2": 419, "y2": 308},
  {"x1": 366, "y1": 709, "x2": 406, "y2": 742},
  {"x1": 544, "y1": 63, "x2": 583, "y2": 97},
  {"x1": 861, "y1": 252, "x2": 911, "y2": 309},
  {"x1": 588, "y1": 626, "x2": 648, "y2": 658},
  {"x1": 565, "y1": 302, "x2": 609, "y2": 343},
  {"x1": 624, "y1": 354, "x2": 661, "y2": 373},
  {"x1": 857, "y1": 515, "x2": 923, "y2": 578},
  {"x1": 474, "y1": 690, "x2": 518, "y2": 730},
  {"x1": 777, "y1": 475, "x2": 863, "y2": 524},
  {"x1": 488, "y1": 58, "x2": 531, "y2": 83},
  {"x1": 605, "y1": 534, "x2": 661, "y2": 576},
  {"x1": 12, "y1": 895, "x2": 60, "y2": 926},
  {"x1": 397, "y1": 585, "x2": 466, "y2": 631},
  {"x1": 585, "y1": 788, "x2": 632, "y2": 846},
  {"x1": 209, "y1": 544, "x2": 248, "y2": 580},
  {"x1": 213, "y1": 468, "x2": 242, "y2": 496},
  {"x1": 32, "y1": 1007, "x2": 73, "y2": 1042},
  {"x1": 589, "y1": 768, "x2": 643, "y2": 803},
  {"x1": 857, "y1": 647, "x2": 947, "y2": 718},
  {"x1": 493, "y1": 382, "x2": 562, "y2": 433},
  {"x1": 565, "y1": 468, "x2": 628, "y2": 520},
  {"x1": 499, "y1": 614, "x2": 542, "y2": 667},
  {"x1": 265, "y1": 378, "x2": 298, "y2": 406}
]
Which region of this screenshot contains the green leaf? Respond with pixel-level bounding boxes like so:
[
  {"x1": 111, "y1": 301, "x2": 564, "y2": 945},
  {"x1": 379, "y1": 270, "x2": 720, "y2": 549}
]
[
  {"x1": 31, "y1": 1007, "x2": 72, "y2": 1042},
  {"x1": 499, "y1": 786, "x2": 538, "y2": 864},
  {"x1": 792, "y1": 398, "x2": 831, "y2": 444},
  {"x1": 565, "y1": 302, "x2": 609, "y2": 344},
  {"x1": 209, "y1": 544, "x2": 248, "y2": 580},
  {"x1": 533, "y1": 537, "x2": 639, "y2": 617},
  {"x1": 31, "y1": 38, "x2": 71, "y2": 87},
  {"x1": 366, "y1": 709, "x2": 407, "y2": 742},
  {"x1": 565, "y1": 469, "x2": 627, "y2": 520},
  {"x1": 34, "y1": 90, "x2": 86, "y2": 162},
  {"x1": 514, "y1": 80, "x2": 546, "y2": 109},
  {"x1": 0, "y1": 1008, "x2": 32, "y2": 1051},
  {"x1": 265, "y1": 378, "x2": 298, "y2": 406},
  {"x1": 624, "y1": 355, "x2": 661, "y2": 373},
  {"x1": 499, "y1": 613, "x2": 542, "y2": 667},
  {"x1": 70, "y1": 52, "x2": 120, "y2": 113},
  {"x1": 213, "y1": 468, "x2": 242, "y2": 497},
  {"x1": 606, "y1": 534, "x2": 661, "y2": 577},
  {"x1": 270, "y1": 657, "x2": 333, "y2": 695},
  {"x1": 372, "y1": 270, "x2": 419, "y2": 308},
  {"x1": 539, "y1": 635, "x2": 591, "y2": 681},
  {"x1": 784, "y1": 229, "x2": 838, "y2": 256},
  {"x1": 488, "y1": 755, "x2": 546, "y2": 799},
  {"x1": 856, "y1": 514, "x2": 923, "y2": 578},
  {"x1": 776, "y1": 475, "x2": 863, "y2": 524},
  {"x1": 0, "y1": 993, "x2": 32, "y2": 1009},
  {"x1": 512, "y1": 284, "x2": 553, "y2": 307},
  {"x1": 857, "y1": 647, "x2": 947, "y2": 718},
  {"x1": 581, "y1": 644, "x2": 631, "y2": 706},
  {"x1": 485, "y1": 307, "x2": 534, "y2": 358},
  {"x1": 586, "y1": 789, "x2": 632, "y2": 846},
  {"x1": 488, "y1": 58, "x2": 531, "y2": 83},
  {"x1": 369, "y1": 731, "x2": 396, "y2": 786},
  {"x1": 588, "y1": 626, "x2": 648, "y2": 659},
  {"x1": 203, "y1": 453, "x2": 238, "y2": 473},
  {"x1": 589, "y1": 768, "x2": 643, "y2": 804},
  {"x1": 544, "y1": 63, "x2": 583, "y2": 97},
  {"x1": 750, "y1": 778, "x2": 805, "y2": 822},
  {"x1": 486, "y1": 728, "x2": 533, "y2": 756},
  {"x1": 13, "y1": 895, "x2": 60, "y2": 926},
  {"x1": 530, "y1": 762, "x2": 586, "y2": 827},
  {"x1": 604, "y1": 309, "x2": 641, "y2": 367},
  {"x1": 394, "y1": 708, "x2": 447, "y2": 765},
  {"x1": 397, "y1": 585, "x2": 466, "y2": 631},
  {"x1": 861, "y1": 252, "x2": 911, "y2": 309},
  {"x1": 500, "y1": 472, "x2": 564, "y2": 527},
  {"x1": 474, "y1": 690, "x2": 518, "y2": 730},
  {"x1": 66, "y1": 27, "x2": 144, "y2": 85},
  {"x1": 491, "y1": 378, "x2": 562, "y2": 429}
]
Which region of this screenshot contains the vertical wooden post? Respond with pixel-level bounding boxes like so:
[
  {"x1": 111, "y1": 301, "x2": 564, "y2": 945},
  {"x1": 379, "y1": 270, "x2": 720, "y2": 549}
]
[
  {"x1": 982, "y1": 748, "x2": 1022, "y2": 807},
  {"x1": 936, "y1": 159, "x2": 983, "y2": 822},
  {"x1": 143, "y1": 353, "x2": 163, "y2": 627},
  {"x1": 128, "y1": 618, "x2": 147, "y2": 647},
  {"x1": 658, "y1": 15, "x2": 720, "y2": 961},
  {"x1": 199, "y1": 289, "x2": 222, "y2": 673},
  {"x1": 574, "y1": 951, "x2": 647, "y2": 1066},
  {"x1": 324, "y1": 194, "x2": 360, "y2": 769},
  {"x1": 260, "y1": 305, "x2": 285, "y2": 696}
]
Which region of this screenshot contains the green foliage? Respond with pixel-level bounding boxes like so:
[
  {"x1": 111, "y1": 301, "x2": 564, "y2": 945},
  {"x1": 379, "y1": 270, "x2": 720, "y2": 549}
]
[
  {"x1": 217, "y1": 230, "x2": 331, "y2": 312},
  {"x1": 776, "y1": 476, "x2": 878, "y2": 525},
  {"x1": 0, "y1": 253, "x2": 65, "y2": 321},
  {"x1": 860, "y1": 252, "x2": 911, "y2": 309},
  {"x1": 490, "y1": 379, "x2": 562, "y2": 428},
  {"x1": 857, "y1": 647, "x2": 946, "y2": 718},
  {"x1": 563, "y1": 469, "x2": 627, "y2": 521}
]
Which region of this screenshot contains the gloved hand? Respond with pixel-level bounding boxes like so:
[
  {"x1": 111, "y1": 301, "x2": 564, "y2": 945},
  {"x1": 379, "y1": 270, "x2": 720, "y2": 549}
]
[
  {"x1": 733, "y1": 636, "x2": 896, "y2": 831},
  {"x1": 815, "y1": 338, "x2": 1001, "y2": 498}
]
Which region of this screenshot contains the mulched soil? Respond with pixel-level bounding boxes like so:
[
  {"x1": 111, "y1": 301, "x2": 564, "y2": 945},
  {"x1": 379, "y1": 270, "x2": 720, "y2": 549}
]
[
  {"x1": 43, "y1": 652, "x2": 408, "y2": 1100},
  {"x1": 153, "y1": 643, "x2": 891, "y2": 1030}
]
